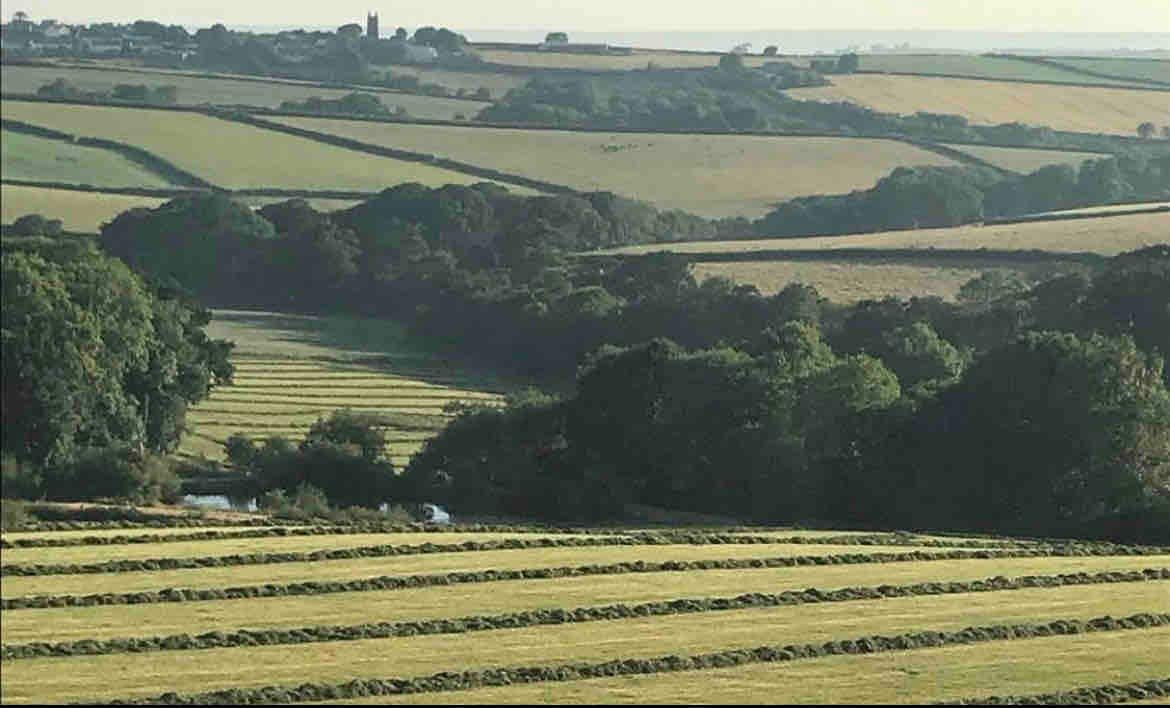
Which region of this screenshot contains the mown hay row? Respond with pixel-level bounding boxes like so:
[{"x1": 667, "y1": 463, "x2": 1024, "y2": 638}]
[
  {"x1": 4, "y1": 547, "x2": 1159, "y2": 610},
  {"x1": 4, "y1": 569, "x2": 1163, "y2": 660},
  {"x1": 81, "y1": 613, "x2": 1170, "y2": 705},
  {"x1": 948, "y1": 678, "x2": 1170, "y2": 705}
]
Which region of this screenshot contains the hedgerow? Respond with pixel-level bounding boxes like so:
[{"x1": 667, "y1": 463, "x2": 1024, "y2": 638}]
[
  {"x1": 86, "y1": 613, "x2": 1170, "y2": 705},
  {"x1": 4, "y1": 569, "x2": 1163, "y2": 660},
  {"x1": 4, "y1": 547, "x2": 1161, "y2": 610}
]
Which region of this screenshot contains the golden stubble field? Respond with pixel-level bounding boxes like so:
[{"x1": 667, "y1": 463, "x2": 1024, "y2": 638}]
[
  {"x1": 789, "y1": 75, "x2": 1170, "y2": 135},
  {"x1": 269, "y1": 117, "x2": 961, "y2": 218}
]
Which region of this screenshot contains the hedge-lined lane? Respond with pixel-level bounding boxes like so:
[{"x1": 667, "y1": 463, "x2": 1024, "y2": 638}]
[
  {"x1": 66, "y1": 615, "x2": 1170, "y2": 706},
  {"x1": 3, "y1": 583, "x2": 1166, "y2": 703},
  {"x1": 330, "y1": 629, "x2": 1170, "y2": 704},
  {"x1": 3, "y1": 570, "x2": 1162, "y2": 659},
  {"x1": 4, "y1": 555, "x2": 1166, "y2": 642},
  {"x1": 7, "y1": 547, "x2": 1163, "y2": 609},
  {"x1": 4, "y1": 533, "x2": 1045, "y2": 576}
]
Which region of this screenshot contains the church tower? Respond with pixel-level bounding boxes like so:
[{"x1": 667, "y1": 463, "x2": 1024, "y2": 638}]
[{"x1": 366, "y1": 12, "x2": 379, "y2": 39}]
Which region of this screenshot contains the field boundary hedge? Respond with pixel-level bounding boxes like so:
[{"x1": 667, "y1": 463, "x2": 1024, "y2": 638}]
[
  {"x1": 78, "y1": 612, "x2": 1170, "y2": 705},
  {"x1": 5, "y1": 547, "x2": 1163, "y2": 610},
  {"x1": 948, "y1": 678, "x2": 1170, "y2": 705},
  {"x1": 6, "y1": 532, "x2": 1151, "y2": 577},
  {"x1": 1, "y1": 117, "x2": 216, "y2": 190},
  {"x1": 3, "y1": 569, "x2": 1163, "y2": 660}
]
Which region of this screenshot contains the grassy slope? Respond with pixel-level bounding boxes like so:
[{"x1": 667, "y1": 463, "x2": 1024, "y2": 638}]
[
  {"x1": 347, "y1": 627, "x2": 1170, "y2": 704},
  {"x1": 271, "y1": 117, "x2": 959, "y2": 218},
  {"x1": 0, "y1": 183, "x2": 165, "y2": 231},
  {"x1": 1, "y1": 129, "x2": 175, "y2": 188},
  {"x1": 5, "y1": 554, "x2": 1164, "y2": 644},
  {"x1": 0, "y1": 101, "x2": 514, "y2": 191},
  {"x1": 788, "y1": 75, "x2": 1170, "y2": 135},
  {"x1": 0, "y1": 64, "x2": 490, "y2": 120},
  {"x1": 1047, "y1": 57, "x2": 1170, "y2": 85},
  {"x1": 3, "y1": 582, "x2": 1164, "y2": 703}
]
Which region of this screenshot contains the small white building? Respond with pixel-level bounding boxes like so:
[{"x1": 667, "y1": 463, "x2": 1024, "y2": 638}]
[{"x1": 402, "y1": 43, "x2": 438, "y2": 64}]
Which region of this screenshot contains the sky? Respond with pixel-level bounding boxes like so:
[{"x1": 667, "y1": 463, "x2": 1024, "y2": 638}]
[{"x1": 7, "y1": 0, "x2": 1170, "y2": 34}]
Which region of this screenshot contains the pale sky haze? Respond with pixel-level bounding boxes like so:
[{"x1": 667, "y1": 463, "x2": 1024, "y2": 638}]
[{"x1": 6, "y1": 0, "x2": 1170, "y2": 33}]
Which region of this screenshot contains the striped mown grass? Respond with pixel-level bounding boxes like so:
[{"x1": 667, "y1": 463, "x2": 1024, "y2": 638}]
[
  {"x1": 2, "y1": 582, "x2": 1164, "y2": 703},
  {"x1": 2, "y1": 555, "x2": 1164, "y2": 644},
  {"x1": 337, "y1": 626, "x2": 1170, "y2": 704}
]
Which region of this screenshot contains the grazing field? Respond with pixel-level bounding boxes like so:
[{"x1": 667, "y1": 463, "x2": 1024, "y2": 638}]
[
  {"x1": 371, "y1": 65, "x2": 530, "y2": 96},
  {"x1": 0, "y1": 64, "x2": 490, "y2": 120},
  {"x1": 0, "y1": 184, "x2": 165, "y2": 230},
  {"x1": 1, "y1": 128, "x2": 176, "y2": 188},
  {"x1": 0, "y1": 521, "x2": 1165, "y2": 704},
  {"x1": 178, "y1": 310, "x2": 511, "y2": 468},
  {"x1": 598, "y1": 210, "x2": 1170, "y2": 257},
  {"x1": 854, "y1": 53, "x2": 1147, "y2": 86},
  {"x1": 269, "y1": 117, "x2": 959, "y2": 218},
  {"x1": 944, "y1": 143, "x2": 1104, "y2": 173},
  {"x1": 0, "y1": 101, "x2": 511, "y2": 192},
  {"x1": 1046, "y1": 57, "x2": 1170, "y2": 85},
  {"x1": 788, "y1": 75, "x2": 1170, "y2": 135}
]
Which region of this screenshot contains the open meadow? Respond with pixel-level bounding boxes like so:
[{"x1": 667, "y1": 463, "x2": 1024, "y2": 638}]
[
  {"x1": 268, "y1": 117, "x2": 960, "y2": 218},
  {"x1": 943, "y1": 143, "x2": 1105, "y2": 173},
  {"x1": 178, "y1": 310, "x2": 511, "y2": 468},
  {"x1": 853, "y1": 53, "x2": 1150, "y2": 86},
  {"x1": 0, "y1": 184, "x2": 166, "y2": 231},
  {"x1": 0, "y1": 101, "x2": 514, "y2": 192},
  {"x1": 0, "y1": 64, "x2": 490, "y2": 120},
  {"x1": 473, "y1": 48, "x2": 792, "y2": 71},
  {"x1": 1, "y1": 519, "x2": 1166, "y2": 704},
  {"x1": 1046, "y1": 57, "x2": 1170, "y2": 85},
  {"x1": 788, "y1": 75, "x2": 1170, "y2": 135}
]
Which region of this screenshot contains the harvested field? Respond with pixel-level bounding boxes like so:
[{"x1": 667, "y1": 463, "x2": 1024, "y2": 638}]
[
  {"x1": 1045, "y1": 57, "x2": 1170, "y2": 86},
  {"x1": 854, "y1": 53, "x2": 1147, "y2": 86},
  {"x1": 690, "y1": 260, "x2": 993, "y2": 302},
  {"x1": 0, "y1": 101, "x2": 516, "y2": 192},
  {"x1": 0, "y1": 64, "x2": 489, "y2": 120},
  {"x1": 268, "y1": 117, "x2": 959, "y2": 218},
  {"x1": 598, "y1": 210, "x2": 1170, "y2": 257},
  {"x1": 944, "y1": 143, "x2": 1104, "y2": 173},
  {"x1": 0, "y1": 183, "x2": 165, "y2": 231},
  {"x1": 473, "y1": 48, "x2": 789, "y2": 71},
  {"x1": 789, "y1": 74, "x2": 1170, "y2": 135}
]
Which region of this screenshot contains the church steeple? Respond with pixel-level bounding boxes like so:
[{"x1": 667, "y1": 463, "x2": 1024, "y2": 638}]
[{"x1": 366, "y1": 12, "x2": 379, "y2": 39}]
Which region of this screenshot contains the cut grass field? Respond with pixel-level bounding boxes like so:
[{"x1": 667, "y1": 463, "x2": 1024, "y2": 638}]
[
  {"x1": 943, "y1": 143, "x2": 1105, "y2": 173},
  {"x1": 788, "y1": 74, "x2": 1170, "y2": 135},
  {"x1": 1, "y1": 128, "x2": 176, "y2": 188},
  {"x1": 0, "y1": 183, "x2": 165, "y2": 231},
  {"x1": 1045, "y1": 57, "x2": 1170, "y2": 86},
  {"x1": 0, "y1": 542, "x2": 948, "y2": 598},
  {"x1": 473, "y1": 48, "x2": 791, "y2": 71},
  {"x1": 347, "y1": 628, "x2": 1170, "y2": 704},
  {"x1": 0, "y1": 101, "x2": 518, "y2": 192},
  {"x1": 598, "y1": 209, "x2": 1170, "y2": 257},
  {"x1": 269, "y1": 117, "x2": 960, "y2": 218},
  {"x1": 3, "y1": 581, "x2": 1163, "y2": 703},
  {"x1": 2, "y1": 520, "x2": 1164, "y2": 705},
  {"x1": 178, "y1": 310, "x2": 513, "y2": 467},
  {"x1": 5, "y1": 554, "x2": 1164, "y2": 644}
]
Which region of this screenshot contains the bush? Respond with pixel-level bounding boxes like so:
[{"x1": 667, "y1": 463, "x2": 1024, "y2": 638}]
[
  {"x1": 0, "y1": 499, "x2": 29, "y2": 531},
  {"x1": 43, "y1": 447, "x2": 182, "y2": 504},
  {"x1": 1, "y1": 455, "x2": 42, "y2": 499}
]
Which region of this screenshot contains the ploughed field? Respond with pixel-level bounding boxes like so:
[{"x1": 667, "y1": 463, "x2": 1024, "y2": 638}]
[
  {"x1": 177, "y1": 310, "x2": 511, "y2": 469},
  {"x1": 1, "y1": 519, "x2": 1166, "y2": 704}
]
